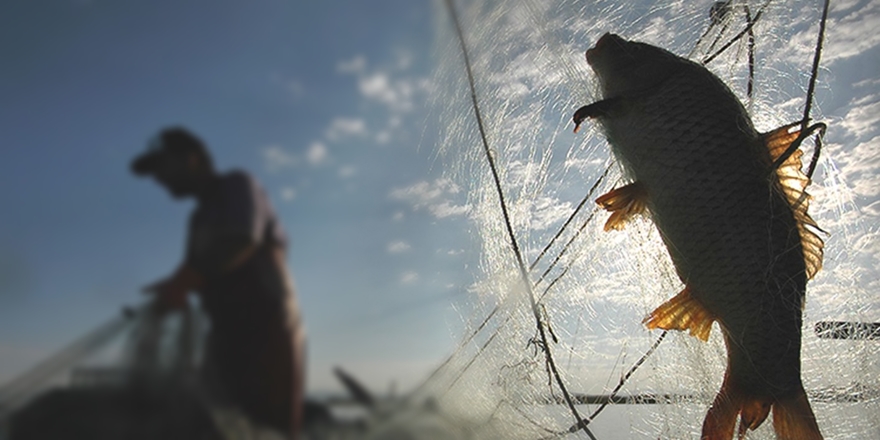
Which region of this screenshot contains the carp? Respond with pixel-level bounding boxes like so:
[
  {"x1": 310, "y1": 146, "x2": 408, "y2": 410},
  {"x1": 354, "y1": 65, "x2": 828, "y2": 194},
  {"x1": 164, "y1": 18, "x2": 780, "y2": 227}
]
[{"x1": 572, "y1": 33, "x2": 825, "y2": 440}]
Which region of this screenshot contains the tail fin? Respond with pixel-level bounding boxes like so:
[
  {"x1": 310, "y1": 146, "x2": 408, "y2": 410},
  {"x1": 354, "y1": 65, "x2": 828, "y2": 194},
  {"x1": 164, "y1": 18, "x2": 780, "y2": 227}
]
[
  {"x1": 701, "y1": 376, "x2": 823, "y2": 440},
  {"x1": 701, "y1": 373, "x2": 770, "y2": 440},
  {"x1": 773, "y1": 386, "x2": 823, "y2": 440}
]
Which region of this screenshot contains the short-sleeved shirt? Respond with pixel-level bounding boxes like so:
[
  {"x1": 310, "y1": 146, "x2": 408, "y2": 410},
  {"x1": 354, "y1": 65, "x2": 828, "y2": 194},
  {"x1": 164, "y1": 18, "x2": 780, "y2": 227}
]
[
  {"x1": 186, "y1": 170, "x2": 296, "y2": 327},
  {"x1": 187, "y1": 170, "x2": 286, "y2": 259}
]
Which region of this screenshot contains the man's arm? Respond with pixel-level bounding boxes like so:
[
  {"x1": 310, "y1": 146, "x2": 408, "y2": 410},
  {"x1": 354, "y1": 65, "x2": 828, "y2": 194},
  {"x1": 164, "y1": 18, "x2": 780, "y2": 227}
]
[
  {"x1": 145, "y1": 234, "x2": 259, "y2": 308},
  {"x1": 143, "y1": 264, "x2": 203, "y2": 311},
  {"x1": 191, "y1": 234, "x2": 259, "y2": 278}
]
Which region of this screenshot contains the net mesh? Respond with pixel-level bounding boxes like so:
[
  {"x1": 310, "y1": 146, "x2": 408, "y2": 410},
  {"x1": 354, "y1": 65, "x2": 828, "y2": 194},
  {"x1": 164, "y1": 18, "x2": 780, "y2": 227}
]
[{"x1": 417, "y1": 0, "x2": 880, "y2": 438}]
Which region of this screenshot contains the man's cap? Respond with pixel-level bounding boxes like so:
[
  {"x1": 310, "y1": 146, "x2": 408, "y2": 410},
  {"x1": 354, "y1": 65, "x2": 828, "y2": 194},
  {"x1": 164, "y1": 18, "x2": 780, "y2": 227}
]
[{"x1": 131, "y1": 127, "x2": 209, "y2": 176}]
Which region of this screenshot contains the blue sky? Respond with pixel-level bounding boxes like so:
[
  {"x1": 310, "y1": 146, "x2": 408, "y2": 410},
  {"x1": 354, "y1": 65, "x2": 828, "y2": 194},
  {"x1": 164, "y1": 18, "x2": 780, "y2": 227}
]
[{"x1": 0, "y1": 0, "x2": 477, "y2": 394}]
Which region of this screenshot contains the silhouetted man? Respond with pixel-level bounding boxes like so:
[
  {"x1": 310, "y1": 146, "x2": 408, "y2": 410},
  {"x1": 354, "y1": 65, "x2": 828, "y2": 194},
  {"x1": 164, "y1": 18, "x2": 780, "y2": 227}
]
[{"x1": 132, "y1": 127, "x2": 304, "y2": 439}]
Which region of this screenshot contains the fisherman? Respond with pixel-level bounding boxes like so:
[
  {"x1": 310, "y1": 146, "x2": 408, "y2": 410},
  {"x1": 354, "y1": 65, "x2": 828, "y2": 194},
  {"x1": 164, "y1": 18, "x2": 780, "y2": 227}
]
[{"x1": 131, "y1": 127, "x2": 305, "y2": 439}]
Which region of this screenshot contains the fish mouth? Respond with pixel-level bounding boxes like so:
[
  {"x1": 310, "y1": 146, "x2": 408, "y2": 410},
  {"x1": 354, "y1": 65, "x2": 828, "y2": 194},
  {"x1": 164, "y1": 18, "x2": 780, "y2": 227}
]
[{"x1": 586, "y1": 32, "x2": 621, "y2": 65}]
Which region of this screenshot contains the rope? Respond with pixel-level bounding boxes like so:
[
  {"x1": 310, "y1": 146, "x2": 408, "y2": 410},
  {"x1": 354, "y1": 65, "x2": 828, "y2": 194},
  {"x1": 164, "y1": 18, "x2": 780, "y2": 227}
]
[
  {"x1": 702, "y1": 0, "x2": 773, "y2": 65},
  {"x1": 443, "y1": 0, "x2": 595, "y2": 437}
]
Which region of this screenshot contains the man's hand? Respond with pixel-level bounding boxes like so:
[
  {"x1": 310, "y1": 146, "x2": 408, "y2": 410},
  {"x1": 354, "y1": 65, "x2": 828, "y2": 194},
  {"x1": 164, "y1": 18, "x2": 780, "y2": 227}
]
[
  {"x1": 142, "y1": 265, "x2": 203, "y2": 313},
  {"x1": 143, "y1": 277, "x2": 189, "y2": 313}
]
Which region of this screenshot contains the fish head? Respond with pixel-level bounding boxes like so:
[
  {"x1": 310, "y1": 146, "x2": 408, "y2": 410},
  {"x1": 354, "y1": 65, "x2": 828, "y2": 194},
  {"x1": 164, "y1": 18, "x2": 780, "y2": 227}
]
[{"x1": 586, "y1": 33, "x2": 683, "y2": 97}]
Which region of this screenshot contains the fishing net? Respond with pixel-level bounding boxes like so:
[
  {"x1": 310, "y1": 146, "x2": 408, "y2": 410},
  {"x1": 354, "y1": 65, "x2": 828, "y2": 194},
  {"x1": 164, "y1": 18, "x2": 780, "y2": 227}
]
[{"x1": 415, "y1": 0, "x2": 880, "y2": 438}]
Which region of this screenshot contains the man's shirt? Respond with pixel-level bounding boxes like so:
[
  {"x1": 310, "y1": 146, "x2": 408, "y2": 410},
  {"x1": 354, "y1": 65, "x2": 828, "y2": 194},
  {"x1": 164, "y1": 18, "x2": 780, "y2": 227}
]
[{"x1": 186, "y1": 170, "x2": 295, "y2": 326}]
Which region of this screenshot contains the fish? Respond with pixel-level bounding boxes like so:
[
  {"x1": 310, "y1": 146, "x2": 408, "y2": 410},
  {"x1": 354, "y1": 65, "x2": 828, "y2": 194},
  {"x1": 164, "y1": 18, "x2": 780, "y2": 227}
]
[{"x1": 572, "y1": 33, "x2": 825, "y2": 440}]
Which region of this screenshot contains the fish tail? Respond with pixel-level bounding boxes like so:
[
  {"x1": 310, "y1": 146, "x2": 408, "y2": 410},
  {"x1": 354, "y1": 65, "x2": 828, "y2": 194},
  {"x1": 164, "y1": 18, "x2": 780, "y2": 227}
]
[
  {"x1": 701, "y1": 373, "x2": 765, "y2": 440},
  {"x1": 701, "y1": 375, "x2": 823, "y2": 440},
  {"x1": 772, "y1": 385, "x2": 824, "y2": 440}
]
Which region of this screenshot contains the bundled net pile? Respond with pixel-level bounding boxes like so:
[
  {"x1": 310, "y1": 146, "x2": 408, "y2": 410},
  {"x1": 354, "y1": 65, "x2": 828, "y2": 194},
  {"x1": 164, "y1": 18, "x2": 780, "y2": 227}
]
[{"x1": 414, "y1": 0, "x2": 880, "y2": 438}]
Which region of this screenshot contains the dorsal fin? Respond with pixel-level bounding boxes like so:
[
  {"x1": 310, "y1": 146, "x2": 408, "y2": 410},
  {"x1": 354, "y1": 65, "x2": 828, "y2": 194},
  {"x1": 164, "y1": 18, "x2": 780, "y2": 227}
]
[{"x1": 762, "y1": 123, "x2": 825, "y2": 281}]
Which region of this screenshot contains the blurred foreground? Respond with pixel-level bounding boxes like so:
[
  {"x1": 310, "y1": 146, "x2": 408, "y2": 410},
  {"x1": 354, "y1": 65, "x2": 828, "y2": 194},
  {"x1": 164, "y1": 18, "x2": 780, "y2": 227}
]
[
  {"x1": 0, "y1": 304, "x2": 877, "y2": 440},
  {"x1": 0, "y1": 304, "x2": 464, "y2": 440}
]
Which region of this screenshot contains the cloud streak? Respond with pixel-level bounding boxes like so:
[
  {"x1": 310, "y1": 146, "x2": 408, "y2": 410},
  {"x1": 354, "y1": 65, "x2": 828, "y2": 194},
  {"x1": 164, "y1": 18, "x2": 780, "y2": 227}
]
[
  {"x1": 281, "y1": 187, "x2": 297, "y2": 202},
  {"x1": 337, "y1": 53, "x2": 430, "y2": 145},
  {"x1": 387, "y1": 241, "x2": 412, "y2": 254},
  {"x1": 263, "y1": 145, "x2": 299, "y2": 171},
  {"x1": 337, "y1": 55, "x2": 367, "y2": 74},
  {"x1": 782, "y1": 1, "x2": 880, "y2": 65},
  {"x1": 326, "y1": 118, "x2": 368, "y2": 141},
  {"x1": 390, "y1": 179, "x2": 471, "y2": 219},
  {"x1": 399, "y1": 271, "x2": 419, "y2": 285},
  {"x1": 307, "y1": 142, "x2": 327, "y2": 165},
  {"x1": 277, "y1": 53, "x2": 430, "y2": 181},
  {"x1": 839, "y1": 94, "x2": 880, "y2": 140}
]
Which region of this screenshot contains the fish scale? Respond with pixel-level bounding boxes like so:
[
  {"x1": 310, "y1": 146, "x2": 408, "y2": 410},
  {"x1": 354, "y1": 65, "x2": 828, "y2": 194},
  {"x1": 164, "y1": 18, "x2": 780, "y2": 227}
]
[{"x1": 574, "y1": 33, "x2": 824, "y2": 439}]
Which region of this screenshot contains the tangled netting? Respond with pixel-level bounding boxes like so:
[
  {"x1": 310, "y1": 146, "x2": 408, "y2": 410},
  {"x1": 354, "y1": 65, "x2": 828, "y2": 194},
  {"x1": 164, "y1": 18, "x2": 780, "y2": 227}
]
[{"x1": 413, "y1": 0, "x2": 880, "y2": 438}]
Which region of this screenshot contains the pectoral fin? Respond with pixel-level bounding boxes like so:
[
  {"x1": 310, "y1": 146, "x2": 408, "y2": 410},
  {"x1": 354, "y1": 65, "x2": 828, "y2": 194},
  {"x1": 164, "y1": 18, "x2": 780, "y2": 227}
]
[
  {"x1": 644, "y1": 287, "x2": 715, "y2": 342},
  {"x1": 596, "y1": 182, "x2": 648, "y2": 231}
]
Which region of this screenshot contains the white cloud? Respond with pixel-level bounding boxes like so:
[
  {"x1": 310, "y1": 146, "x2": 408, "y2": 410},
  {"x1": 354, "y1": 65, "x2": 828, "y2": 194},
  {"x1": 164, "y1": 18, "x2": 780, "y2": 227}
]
[
  {"x1": 832, "y1": 136, "x2": 880, "y2": 198},
  {"x1": 337, "y1": 55, "x2": 367, "y2": 74},
  {"x1": 395, "y1": 49, "x2": 413, "y2": 71},
  {"x1": 307, "y1": 142, "x2": 328, "y2": 165},
  {"x1": 281, "y1": 187, "x2": 297, "y2": 202},
  {"x1": 375, "y1": 115, "x2": 403, "y2": 145},
  {"x1": 853, "y1": 77, "x2": 880, "y2": 89},
  {"x1": 864, "y1": 200, "x2": 880, "y2": 217},
  {"x1": 328, "y1": 55, "x2": 429, "y2": 150},
  {"x1": 784, "y1": 1, "x2": 880, "y2": 64},
  {"x1": 487, "y1": 50, "x2": 566, "y2": 98},
  {"x1": 270, "y1": 72, "x2": 306, "y2": 98},
  {"x1": 527, "y1": 196, "x2": 574, "y2": 231},
  {"x1": 263, "y1": 145, "x2": 298, "y2": 171},
  {"x1": 390, "y1": 178, "x2": 460, "y2": 201},
  {"x1": 375, "y1": 130, "x2": 392, "y2": 145},
  {"x1": 326, "y1": 118, "x2": 367, "y2": 141},
  {"x1": 497, "y1": 81, "x2": 530, "y2": 98},
  {"x1": 360, "y1": 73, "x2": 400, "y2": 106},
  {"x1": 358, "y1": 73, "x2": 424, "y2": 113},
  {"x1": 429, "y1": 201, "x2": 471, "y2": 218},
  {"x1": 286, "y1": 79, "x2": 305, "y2": 97},
  {"x1": 832, "y1": 0, "x2": 861, "y2": 13},
  {"x1": 392, "y1": 211, "x2": 405, "y2": 222},
  {"x1": 565, "y1": 156, "x2": 606, "y2": 174},
  {"x1": 338, "y1": 165, "x2": 356, "y2": 178},
  {"x1": 390, "y1": 179, "x2": 470, "y2": 219},
  {"x1": 400, "y1": 271, "x2": 419, "y2": 285},
  {"x1": 340, "y1": 56, "x2": 422, "y2": 111},
  {"x1": 824, "y1": 1, "x2": 880, "y2": 62},
  {"x1": 840, "y1": 94, "x2": 880, "y2": 139},
  {"x1": 387, "y1": 241, "x2": 412, "y2": 254}
]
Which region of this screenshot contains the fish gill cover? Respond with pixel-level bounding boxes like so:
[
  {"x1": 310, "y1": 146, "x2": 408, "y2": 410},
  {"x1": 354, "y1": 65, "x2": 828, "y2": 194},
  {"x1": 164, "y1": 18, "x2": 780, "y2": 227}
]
[{"x1": 420, "y1": 0, "x2": 880, "y2": 439}]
